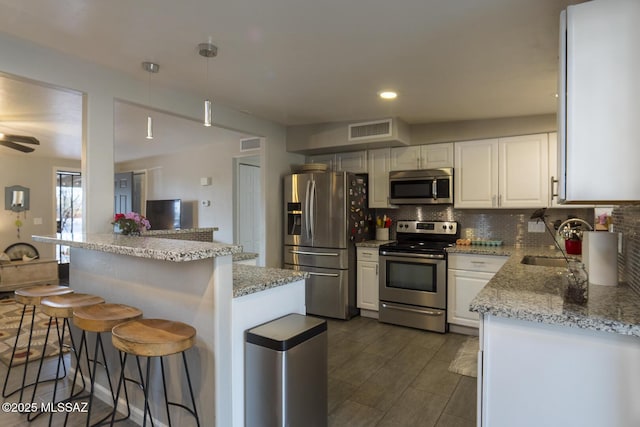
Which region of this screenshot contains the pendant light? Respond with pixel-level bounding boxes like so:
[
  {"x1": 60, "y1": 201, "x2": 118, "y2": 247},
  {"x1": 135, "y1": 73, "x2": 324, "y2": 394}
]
[
  {"x1": 142, "y1": 61, "x2": 159, "y2": 139},
  {"x1": 198, "y1": 42, "x2": 218, "y2": 127}
]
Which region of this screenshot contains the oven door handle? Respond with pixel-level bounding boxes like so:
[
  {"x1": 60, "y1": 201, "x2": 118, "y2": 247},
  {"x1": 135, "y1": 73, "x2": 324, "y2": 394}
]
[
  {"x1": 381, "y1": 302, "x2": 443, "y2": 317},
  {"x1": 379, "y1": 251, "x2": 445, "y2": 260}
]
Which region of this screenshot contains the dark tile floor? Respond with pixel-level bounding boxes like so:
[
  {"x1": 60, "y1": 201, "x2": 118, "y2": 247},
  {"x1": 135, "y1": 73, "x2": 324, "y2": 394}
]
[{"x1": 325, "y1": 316, "x2": 476, "y2": 427}]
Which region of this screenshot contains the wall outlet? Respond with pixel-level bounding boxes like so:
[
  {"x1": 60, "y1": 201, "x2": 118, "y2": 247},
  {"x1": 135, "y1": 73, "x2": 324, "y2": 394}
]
[
  {"x1": 527, "y1": 221, "x2": 546, "y2": 233},
  {"x1": 201, "y1": 200, "x2": 211, "y2": 207}
]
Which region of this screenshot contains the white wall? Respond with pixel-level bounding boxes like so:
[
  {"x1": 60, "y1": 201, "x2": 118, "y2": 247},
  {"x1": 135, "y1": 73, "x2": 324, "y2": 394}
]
[
  {"x1": 0, "y1": 32, "x2": 302, "y2": 267},
  {"x1": 117, "y1": 137, "x2": 244, "y2": 244},
  {"x1": 0, "y1": 153, "x2": 80, "y2": 258}
]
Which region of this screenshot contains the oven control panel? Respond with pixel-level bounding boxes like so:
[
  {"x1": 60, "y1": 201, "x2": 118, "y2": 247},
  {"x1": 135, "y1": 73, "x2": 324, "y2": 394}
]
[{"x1": 395, "y1": 220, "x2": 458, "y2": 235}]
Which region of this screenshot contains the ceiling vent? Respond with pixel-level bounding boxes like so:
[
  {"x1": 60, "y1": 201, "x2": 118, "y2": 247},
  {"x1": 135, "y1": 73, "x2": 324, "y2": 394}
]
[
  {"x1": 347, "y1": 118, "x2": 409, "y2": 146},
  {"x1": 240, "y1": 137, "x2": 261, "y2": 151},
  {"x1": 349, "y1": 119, "x2": 393, "y2": 141}
]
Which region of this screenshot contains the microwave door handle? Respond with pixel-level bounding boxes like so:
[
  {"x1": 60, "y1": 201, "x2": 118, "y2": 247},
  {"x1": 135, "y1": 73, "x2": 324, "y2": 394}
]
[{"x1": 432, "y1": 179, "x2": 437, "y2": 200}]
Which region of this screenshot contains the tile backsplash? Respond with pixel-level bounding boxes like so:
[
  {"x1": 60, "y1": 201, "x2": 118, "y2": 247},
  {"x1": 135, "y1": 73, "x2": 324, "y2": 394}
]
[
  {"x1": 375, "y1": 204, "x2": 640, "y2": 296},
  {"x1": 612, "y1": 205, "x2": 640, "y2": 295},
  {"x1": 375, "y1": 206, "x2": 594, "y2": 248}
]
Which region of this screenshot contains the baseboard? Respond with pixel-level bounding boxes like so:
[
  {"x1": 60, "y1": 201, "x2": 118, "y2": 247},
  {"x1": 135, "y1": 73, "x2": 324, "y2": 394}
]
[
  {"x1": 449, "y1": 324, "x2": 479, "y2": 336},
  {"x1": 360, "y1": 309, "x2": 379, "y2": 319}
]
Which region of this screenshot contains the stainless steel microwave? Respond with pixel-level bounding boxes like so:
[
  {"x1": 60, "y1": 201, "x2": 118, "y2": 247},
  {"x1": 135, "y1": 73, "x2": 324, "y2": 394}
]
[{"x1": 388, "y1": 168, "x2": 453, "y2": 205}]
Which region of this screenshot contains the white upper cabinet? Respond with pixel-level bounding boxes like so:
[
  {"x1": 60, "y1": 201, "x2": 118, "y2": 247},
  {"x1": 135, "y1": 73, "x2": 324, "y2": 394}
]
[
  {"x1": 336, "y1": 151, "x2": 368, "y2": 173},
  {"x1": 306, "y1": 153, "x2": 335, "y2": 171},
  {"x1": 454, "y1": 140, "x2": 498, "y2": 208},
  {"x1": 455, "y1": 134, "x2": 548, "y2": 208},
  {"x1": 559, "y1": 1, "x2": 640, "y2": 203},
  {"x1": 390, "y1": 143, "x2": 454, "y2": 171},
  {"x1": 367, "y1": 148, "x2": 393, "y2": 208},
  {"x1": 306, "y1": 151, "x2": 368, "y2": 173},
  {"x1": 498, "y1": 134, "x2": 549, "y2": 208},
  {"x1": 548, "y1": 132, "x2": 593, "y2": 208}
]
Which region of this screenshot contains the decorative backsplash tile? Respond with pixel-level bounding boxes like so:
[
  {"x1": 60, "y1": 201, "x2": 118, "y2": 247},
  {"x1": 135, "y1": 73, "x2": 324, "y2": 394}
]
[
  {"x1": 375, "y1": 206, "x2": 594, "y2": 248},
  {"x1": 611, "y1": 205, "x2": 640, "y2": 295}
]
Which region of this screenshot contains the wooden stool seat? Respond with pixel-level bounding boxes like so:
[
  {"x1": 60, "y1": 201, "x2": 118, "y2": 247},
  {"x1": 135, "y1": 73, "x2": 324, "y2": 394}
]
[
  {"x1": 15, "y1": 285, "x2": 73, "y2": 306},
  {"x1": 112, "y1": 319, "x2": 196, "y2": 357},
  {"x1": 41, "y1": 293, "x2": 105, "y2": 319},
  {"x1": 73, "y1": 303, "x2": 142, "y2": 333}
]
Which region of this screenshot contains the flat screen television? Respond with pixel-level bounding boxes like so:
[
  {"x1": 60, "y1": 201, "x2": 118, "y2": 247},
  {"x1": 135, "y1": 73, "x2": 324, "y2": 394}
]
[{"x1": 146, "y1": 199, "x2": 181, "y2": 230}]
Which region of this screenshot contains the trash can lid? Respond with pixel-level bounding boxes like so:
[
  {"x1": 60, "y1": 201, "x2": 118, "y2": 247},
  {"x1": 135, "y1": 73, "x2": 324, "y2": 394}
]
[{"x1": 245, "y1": 313, "x2": 327, "y2": 351}]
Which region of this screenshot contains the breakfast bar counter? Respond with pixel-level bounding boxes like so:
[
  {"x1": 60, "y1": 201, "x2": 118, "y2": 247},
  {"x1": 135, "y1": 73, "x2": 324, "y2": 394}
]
[{"x1": 31, "y1": 233, "x2": 306, "y2": 427}]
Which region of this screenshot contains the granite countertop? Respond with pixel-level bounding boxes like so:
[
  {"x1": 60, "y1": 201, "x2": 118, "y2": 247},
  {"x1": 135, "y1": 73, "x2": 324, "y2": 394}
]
[
  {"x1": 232, "y1": 252, "x2": 259, "y2": 262},
  {"x1": 467, "y1": 245, "x2": 640, "y2": 337},
  {"x1": 32, "y1": 233, "x2": 242, "y2": 262},
  {"x1": 356, "y1": 240, "x2": 395, "y2": 248},
  {"x1": 145, "y1": 227, "x2": 219, "y2": 236},
  {"x1": 233, "y1": 264, "x2": 308, "y2": 298}
]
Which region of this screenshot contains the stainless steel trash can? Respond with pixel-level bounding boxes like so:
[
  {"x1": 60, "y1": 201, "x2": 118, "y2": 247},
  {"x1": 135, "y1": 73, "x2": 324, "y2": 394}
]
[{"x1": 245, "y1": 313, "x2": 327, "y2": 427}]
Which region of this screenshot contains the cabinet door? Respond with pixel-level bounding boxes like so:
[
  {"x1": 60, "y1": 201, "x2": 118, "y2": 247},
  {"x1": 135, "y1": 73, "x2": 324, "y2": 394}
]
[
  {"x1": 498, "y1": 134, "x2": 549, "y2": 208},
  {"x1": 336, "y1": 151, "x2": 367, "y2": 173},
  {"x1": 367, "y1": 148, "x2": 393, "y2": 208},
  {"x1": 306, "y1": 154, "x2": 335, "y2": 171},
  {"x1": 548, "y1": 133, "x2": 593, "y2": 208},
  {"x1": 420, "y1": 143, "x2": 454, "y2": 169},
  {"x1": 447, "y1": 269, "x2": 494, "y2": 328},
  {"x1": 357, "y1": 261, "x2": 379, "y2": 311},
  {"x1": 390, "y1": 146, "x2": 420, "y2": 171},
  {"x1": 454, "y1": 140, "x2": 498, "y2": 208}
]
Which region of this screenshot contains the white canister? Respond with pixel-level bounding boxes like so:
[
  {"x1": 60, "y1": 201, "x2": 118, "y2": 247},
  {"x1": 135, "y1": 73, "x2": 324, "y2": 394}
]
[
  {"x1": 582, "y1": 231, "x2": 619, "y2": 286},
  {"x1": 376, "y1": 227, "x2": 389, "y2": 241}
]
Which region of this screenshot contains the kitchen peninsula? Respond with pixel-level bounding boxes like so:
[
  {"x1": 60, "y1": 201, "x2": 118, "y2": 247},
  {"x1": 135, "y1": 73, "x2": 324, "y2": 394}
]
[
  {"x1": 32, "y1": 233, "x2": 307, "y2": 427},
  {"x1": 467, "y1": 247, "x2": 640, "y2": 427}
]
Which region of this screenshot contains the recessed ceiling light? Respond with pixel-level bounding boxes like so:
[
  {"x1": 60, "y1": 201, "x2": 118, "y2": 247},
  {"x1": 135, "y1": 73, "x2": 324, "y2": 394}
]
[{"x1": 379, "y1": 91, "x2": 397, "y2": 100}]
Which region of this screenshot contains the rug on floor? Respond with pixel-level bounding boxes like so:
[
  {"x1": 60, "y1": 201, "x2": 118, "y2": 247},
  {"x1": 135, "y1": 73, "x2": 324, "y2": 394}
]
[
  {"x1": 0, "y1": 298, "x2": 70, "y2": 366},
  {"x1": 448, "y1": 336, "x2": 478, "y2": 378}
]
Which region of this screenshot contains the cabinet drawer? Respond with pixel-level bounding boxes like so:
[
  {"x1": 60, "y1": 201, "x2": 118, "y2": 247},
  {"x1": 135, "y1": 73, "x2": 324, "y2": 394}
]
[
  {"x1": 357, "y1": 247, "x2": 379, "y2": 262},
  {"x1": 448, "y1": 254, "x2": 508, "y2": 273}
]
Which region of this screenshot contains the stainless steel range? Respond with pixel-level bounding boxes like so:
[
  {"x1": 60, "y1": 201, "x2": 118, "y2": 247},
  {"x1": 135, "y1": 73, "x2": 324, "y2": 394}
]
[{"x1": 378, "y1": 220, "x2": 458, "y2": 333}]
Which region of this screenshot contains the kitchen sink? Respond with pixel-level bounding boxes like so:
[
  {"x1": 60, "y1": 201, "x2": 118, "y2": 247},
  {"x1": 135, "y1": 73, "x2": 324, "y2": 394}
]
[{"x1": 520, "y1": 255, "x2": 568, "y2": 268}]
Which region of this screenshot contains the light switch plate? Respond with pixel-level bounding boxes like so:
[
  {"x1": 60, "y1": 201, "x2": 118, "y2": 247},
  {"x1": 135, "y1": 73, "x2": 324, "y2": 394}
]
[{"x1": 528, "y1": 221, "x2": 546, "y2": 233}]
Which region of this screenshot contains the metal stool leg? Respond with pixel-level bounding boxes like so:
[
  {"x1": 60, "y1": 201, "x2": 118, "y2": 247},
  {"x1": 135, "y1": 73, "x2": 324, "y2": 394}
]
[{"x1": 158, "y1": 352, "x2": 200, "y2": 427}]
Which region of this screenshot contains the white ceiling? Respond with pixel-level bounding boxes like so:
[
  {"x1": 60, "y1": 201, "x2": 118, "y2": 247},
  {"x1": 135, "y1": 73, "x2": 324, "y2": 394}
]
[{"x1": 0, "y1": 0, "x2": 584, "y2": 159}]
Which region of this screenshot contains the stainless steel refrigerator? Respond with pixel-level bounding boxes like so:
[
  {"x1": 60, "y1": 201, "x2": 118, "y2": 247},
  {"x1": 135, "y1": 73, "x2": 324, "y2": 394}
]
[{"x1": 284, "y1": 172, "x2": 372, "y2": 319}]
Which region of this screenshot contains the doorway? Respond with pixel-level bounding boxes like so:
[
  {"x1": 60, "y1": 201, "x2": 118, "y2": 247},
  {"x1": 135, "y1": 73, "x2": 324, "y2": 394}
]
[
  {"x1": 235, "y1": 155, "x2": 263, "y2": 265},
  {"x1": 55, "y1": 169, "x2": 82, "y2": 280}
]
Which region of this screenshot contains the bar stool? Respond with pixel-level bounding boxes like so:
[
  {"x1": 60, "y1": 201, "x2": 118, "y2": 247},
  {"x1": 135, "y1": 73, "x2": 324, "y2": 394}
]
[
  {"x1": 111, "y1": 319, "x2": 200, "y2": 427},
  {"x1": 27, "y1": 293, "x2": 105, "y2": 423},
  {"x1": 2, "y1": 284, "x2": 74, "y2": 402},
  {"x1": 71, "y1": 303, "x2": 143, "y2": 426}
]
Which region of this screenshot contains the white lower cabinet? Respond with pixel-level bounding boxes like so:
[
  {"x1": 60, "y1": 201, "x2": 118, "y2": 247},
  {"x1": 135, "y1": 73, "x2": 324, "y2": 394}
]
[
  {"x1": 447, "y1": 254, "x2": 507, "y2": 328},
  {"x1": 356, "y1": 247, "x2": 379, "y2": 316}
]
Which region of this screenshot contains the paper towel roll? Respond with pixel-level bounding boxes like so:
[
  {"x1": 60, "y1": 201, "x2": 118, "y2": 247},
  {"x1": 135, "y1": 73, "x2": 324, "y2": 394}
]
[{"x1": 582, "y1": 231, "x2": 618, "y2": 286}]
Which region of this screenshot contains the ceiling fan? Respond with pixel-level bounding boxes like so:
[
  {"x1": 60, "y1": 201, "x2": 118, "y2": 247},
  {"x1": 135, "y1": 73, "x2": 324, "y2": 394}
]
[{"x1": 0, "y1": 133, "x2": 40, "y2": 153}]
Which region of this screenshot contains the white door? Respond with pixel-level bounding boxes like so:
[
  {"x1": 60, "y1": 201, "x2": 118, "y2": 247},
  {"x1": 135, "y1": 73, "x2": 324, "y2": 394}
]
[{"x1": 238, "y1": 162, "x2": 261, "y2": 257}]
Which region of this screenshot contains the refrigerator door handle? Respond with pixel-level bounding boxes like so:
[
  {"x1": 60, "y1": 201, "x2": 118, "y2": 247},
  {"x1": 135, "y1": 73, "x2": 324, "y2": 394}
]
[
  {"x1": 307, "y1": 271, "x2": 340, "y2": 278},
  {"x1": 289, "y1": 250, "x2": 339, "y2": 257},
  {"x1": 305, "y1": 179, "x2": 312, "y2": 240},
  {"x1": 310, "y1": 180, "x2": 316, "y2": 240}
]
